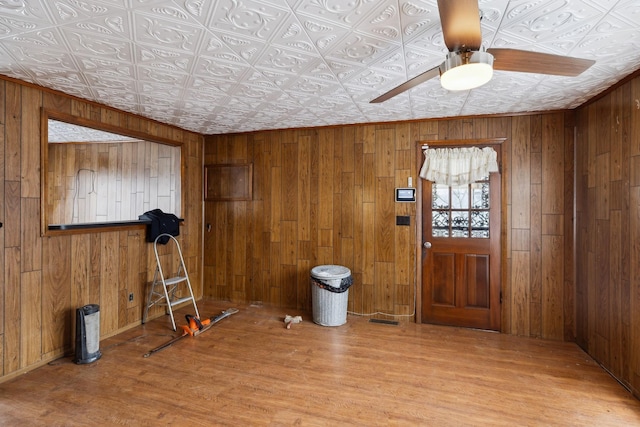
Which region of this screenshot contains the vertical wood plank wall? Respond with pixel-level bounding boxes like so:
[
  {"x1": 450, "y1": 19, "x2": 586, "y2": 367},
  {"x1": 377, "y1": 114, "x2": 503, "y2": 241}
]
[
  {"x1": 575, "y1": 74, "x2": 640, "y2": 398},
  {"x1": 0, "y1": 77, "x2": 203, "y2": 381},
  {"x1": 10, "y1": 69, "x2": 640, "y2": 397},
  {"x1": 48, "y1": 141, "x2": 181, "y2": 224},
  {"x1": 204, "y1": 113, "x2": 575, "y2": 342}
]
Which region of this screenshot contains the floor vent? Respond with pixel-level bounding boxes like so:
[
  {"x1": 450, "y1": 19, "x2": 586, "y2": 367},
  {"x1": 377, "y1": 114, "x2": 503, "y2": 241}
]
[{"x1": 369, "y1": 319, "x2": 399, "y2": 325}]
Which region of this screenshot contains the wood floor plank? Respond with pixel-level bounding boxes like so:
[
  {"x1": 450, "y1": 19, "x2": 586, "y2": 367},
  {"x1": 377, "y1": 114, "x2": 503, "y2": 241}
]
[{"x1": 0, "y1": 301, "x2": 638, "y2": 426}]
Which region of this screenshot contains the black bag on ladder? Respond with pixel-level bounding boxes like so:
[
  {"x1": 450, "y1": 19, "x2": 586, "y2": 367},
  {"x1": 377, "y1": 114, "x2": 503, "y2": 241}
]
[{"x1": 139, "y1": 209, "x2": 180, "y2": 244}]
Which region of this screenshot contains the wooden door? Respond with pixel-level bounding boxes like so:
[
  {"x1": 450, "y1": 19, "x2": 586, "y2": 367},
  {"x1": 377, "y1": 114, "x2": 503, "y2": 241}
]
[{"x1": 421, "y1": 146, "x2": 501, "y2": 331}]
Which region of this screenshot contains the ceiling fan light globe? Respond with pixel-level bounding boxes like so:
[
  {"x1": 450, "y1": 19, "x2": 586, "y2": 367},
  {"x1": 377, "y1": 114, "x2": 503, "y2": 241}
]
[{"x1": 440, "y1": 51, "x2": 494, "y2": 91}]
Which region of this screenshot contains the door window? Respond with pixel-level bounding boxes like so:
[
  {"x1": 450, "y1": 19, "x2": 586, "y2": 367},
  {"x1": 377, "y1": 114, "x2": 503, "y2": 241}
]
[{"x1": 431, "y1": 176, "x2": 490, "y2": 238}]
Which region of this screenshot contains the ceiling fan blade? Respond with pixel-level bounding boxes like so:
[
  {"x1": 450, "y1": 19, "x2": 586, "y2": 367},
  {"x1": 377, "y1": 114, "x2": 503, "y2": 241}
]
[
  {"x1": 370, "y1": 66, "x2": 441, "y2": 103},
  {"x1": 487, "y1": 48, "x2": 595, "y2": 76},
  {"x1": 437, "y1": 0, "x2": 482, "y2": 51}
]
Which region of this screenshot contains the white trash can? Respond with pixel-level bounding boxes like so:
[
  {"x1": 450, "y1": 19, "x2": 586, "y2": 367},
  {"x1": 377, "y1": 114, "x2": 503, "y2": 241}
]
[{"x1": 311, "y1": 265, "x2": 352, "y2": 326}]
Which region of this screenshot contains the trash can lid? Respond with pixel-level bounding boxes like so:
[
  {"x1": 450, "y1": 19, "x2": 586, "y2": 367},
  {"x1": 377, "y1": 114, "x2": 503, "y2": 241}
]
[{"x1": 311, "y1": 265, "x2": 351, "y2": 280}]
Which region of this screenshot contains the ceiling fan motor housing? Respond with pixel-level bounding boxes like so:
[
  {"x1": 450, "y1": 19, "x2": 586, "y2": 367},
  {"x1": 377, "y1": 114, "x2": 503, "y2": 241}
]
[{"x1": 439, "y1": 50, "x2": 495, "y2": 91}]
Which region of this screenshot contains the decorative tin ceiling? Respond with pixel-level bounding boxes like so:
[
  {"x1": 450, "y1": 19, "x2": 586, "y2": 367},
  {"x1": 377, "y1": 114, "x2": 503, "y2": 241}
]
[{"x1": 1, "y1": 0, "x2": 639, "y2": 135}]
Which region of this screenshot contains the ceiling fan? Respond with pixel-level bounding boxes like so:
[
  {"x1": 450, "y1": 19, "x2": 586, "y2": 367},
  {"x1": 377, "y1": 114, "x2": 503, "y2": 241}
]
[{"x1": 370, "y1": 0, "x2": 595, "y2": 103}]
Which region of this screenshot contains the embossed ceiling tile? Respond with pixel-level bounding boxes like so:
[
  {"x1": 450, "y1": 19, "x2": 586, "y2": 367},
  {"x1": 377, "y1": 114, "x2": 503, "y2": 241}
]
[
  {"x1": 57, "y1": 16, "x2": 133, "y2": 56},
  {"x1": 581, "y1": 0, "x2": 623, "y2": 14},
  {"x1": 535, "y1": 81, "x2": 596, "y2": 108},
  {"x1": 475, "y1": 0, "x2": 509, "y2": 32},
  {"x1": 366, "y1": 44, "x2": 439, "y2": 86},
  {"x1": 76, "y1": 55, "x2": 134, "y2": 79},
  {"x1": 266, "y1": 12, "x2": 319, "y2": 53},
  {"x1": 276, "y1": 89, "x2": 316, "y2": 106},
  {"x1": 395, "y1": 0, "x2": 440, "y2": 41},
  {"x1": 207, "y1": 0, "x2": 290, "y2": 41},
  {"x1": 498, "y1": 67, "x2": 547, "y2": 82},
  {"x1": 284, "y1": 77, "x2": 344, "y2": 99},
  {"x1": 247, "y1": 68, "x2": 299, "y2": 92},
  {"x1": 141, "y1": 0, "x2": 216, "y2": 26},
  {"x1": 302, "y1": 94, "x2": 356, "y2": 113},
  {"x1": 543, "y1": 67, "x2": 626, "y2": 98},
  {"x1": 402, "y1": 23, "x2": 448, "y2": 55},
  {"x1": 0, "y1": 35, "x2": 78, "y2": 76},
  {"x1": 252, "y1": 43, "x2": 321, "y2": 75},
  {"x1": 137, "y1": 64, "x2": 191, "y2": 89},
  {"x1": 42, "y1": 0, "x2": 126, "y2": 25},
  {"x1": 323, "y1": 30, "x2": 400, "y2": 66},
  {"x1": 183, "y1": 96, "x2": 227, "y2": 114},
  {"x1": 190, "y1": 56, "x2": 252, "y2": 85},
  {"x1": 343, "y1": 66, "x2": 408, "y2": 102},
  {"x1": 0, "y1": 0, "x2": 56, "y2": 23},
  {"x1": 0, "y1": 0, "x2": 638, "y2": 135},
  {"x1": 318, "y1": 57, "x2": 372, "y2": 85},
  {"x1": 94, "y1": 0, "x2": 129, "y2": 7},
  {"x1": 497, "y1": 0, "x2": 605, "y2": 50},
  {"x1": 414, "y1": 87, "x2": 467, "y2": 106},
  {"x1": 406, "y1": 83, "x2": 453, "y2": 106},
  {"x1": 572, "y1": 14, "x2": 640, "y2": 60},
  {"x1": 209, "y1": 31, "x2": 269, "y2": 66},
  {"x1": 534, "y1": 81, "x2": 596, "y2": 106},
  {"x1": 292, "y1": 0, "x2": 386, "y2": 28},
  {"x1": 0, "y1": 44, "x2": 21, "y2": 73},
  {"x1": 139, "y1": 82, "x2": 181, "y2": 100},
  {"x1": 461, "y1": 85, "x2": 531, "y2": 114},
  {"x1": 130, "y1": 1, "x2": 200, "y2": 28},
  {"x1": 131, "y1": 9, "x2": 204, "y2": 54},
  {"x1": 488, "y1": 29, "x2": 535, "y2": 50},
  {"x1": 0, "y1": 10, "x2": 52, "y2": 40},
  {"x1": 265, "y1": 65, "x2": 339, "y2": 97},
  {"x1": 232, "y1": 82, "x2": 285, "y2": 103},
  {"x1": 189, "y1": 75, "x2": 238, "y2": 97},
  {"x1": 364, "y1": 108, "x2": 414, "y2": 123},
  {"x1": 610, "y1": 0, "x2": 640, "y2": 26},
  {"x1": 364, "y1": 97, "x2": 416, "y2": 116},
  {"x1": 59, "y1": 25, "x2": 134, "y2": 62},
  {"x1": 84, "y1": 72, "x2": 137, "y2": 94},
  {"x1": 93, "y1": 89, "x2": 139, "y2": 111},
  {"x1": 301, "y1": 60, "x2": 340, "y2": 84},
  {"x1": 133, "y1": 43, "x2": 197, "y2": 77},
  {"x1": 348, "y1": 2, "x2": 403, "y2": 43},
  {"x1": 365, "y1": 48, "x2": 407, "y2": 77},
  {"x1": 289, "y1": 14, "x2": 352, "y2": 54},
  {"x1": 479, "y1": 25, "x2": 498, "y2": 49},
  {"x1": 42, "y1": 77, "x2": 94, "y2": 99}
]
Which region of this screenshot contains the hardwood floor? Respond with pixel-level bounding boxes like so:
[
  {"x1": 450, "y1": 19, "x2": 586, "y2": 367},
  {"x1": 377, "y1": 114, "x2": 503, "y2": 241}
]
[{"x1": 0, "y1": 300, "x2": 638, "y2": 426}]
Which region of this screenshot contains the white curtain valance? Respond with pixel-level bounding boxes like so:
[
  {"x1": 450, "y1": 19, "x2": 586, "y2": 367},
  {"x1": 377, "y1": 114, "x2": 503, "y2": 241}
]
[{"x1": 419, "y1": 146, "x2": 499, "y2": 186}]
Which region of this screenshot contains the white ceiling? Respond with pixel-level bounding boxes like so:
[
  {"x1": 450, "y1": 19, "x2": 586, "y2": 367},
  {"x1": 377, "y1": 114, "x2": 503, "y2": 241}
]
[{"x1": 1, "y1": 0, "x2": 639, "y2": 135}]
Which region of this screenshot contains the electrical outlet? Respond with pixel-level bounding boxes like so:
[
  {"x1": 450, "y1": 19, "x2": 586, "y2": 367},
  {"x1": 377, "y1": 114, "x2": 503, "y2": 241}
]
[{"x1": 128, "y1": 293, "x2": 134, "y2": 302}]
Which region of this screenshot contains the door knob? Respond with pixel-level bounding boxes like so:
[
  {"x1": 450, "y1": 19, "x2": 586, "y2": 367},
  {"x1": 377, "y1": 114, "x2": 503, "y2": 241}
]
[{"x1": 423, "y1": 241, "x2": 432, "y2": 249}]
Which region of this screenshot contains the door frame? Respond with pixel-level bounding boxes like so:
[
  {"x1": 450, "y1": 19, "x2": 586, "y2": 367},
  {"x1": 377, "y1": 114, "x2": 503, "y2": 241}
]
[{"x1": 415, "y1": 138, "x2": 506, "y2": 327}]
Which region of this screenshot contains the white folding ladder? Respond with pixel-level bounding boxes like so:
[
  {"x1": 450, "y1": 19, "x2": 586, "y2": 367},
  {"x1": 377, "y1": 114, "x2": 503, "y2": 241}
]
[{"x1": 143, "y1": 233, "x2": 199, "y2": 331}]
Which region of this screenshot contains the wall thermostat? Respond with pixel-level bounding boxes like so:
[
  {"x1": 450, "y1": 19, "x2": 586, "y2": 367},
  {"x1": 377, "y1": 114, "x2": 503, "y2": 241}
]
[{"x1": 395, "y1": 188, "x2": 416, "y2": 202}]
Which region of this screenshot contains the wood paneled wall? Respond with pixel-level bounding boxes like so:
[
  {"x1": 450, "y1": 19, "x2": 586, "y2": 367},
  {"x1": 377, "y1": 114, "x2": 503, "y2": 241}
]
[
  {"x1": 0, "y1": 77, "x2": 203, "y2": 382},
  {"x1": 575, "y1": 74, "x2": 640, "y2": 398},
  {"x1": 204, "y1": 112, "x2": 575, "y2": 341},
  {"x1": 48, "y1": 141, "x2": 181, "y2": 224}
]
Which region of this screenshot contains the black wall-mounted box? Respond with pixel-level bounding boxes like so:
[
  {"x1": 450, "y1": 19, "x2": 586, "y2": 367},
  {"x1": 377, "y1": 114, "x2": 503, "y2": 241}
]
[{"x1": 396, "y1": 216, "x2": 410, "y2": 226}]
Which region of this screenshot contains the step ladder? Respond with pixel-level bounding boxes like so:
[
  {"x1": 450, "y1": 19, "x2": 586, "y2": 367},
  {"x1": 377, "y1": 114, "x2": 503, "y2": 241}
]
[{"x1": 142, "y1": 233, "x2": 199, "y2": 331}]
